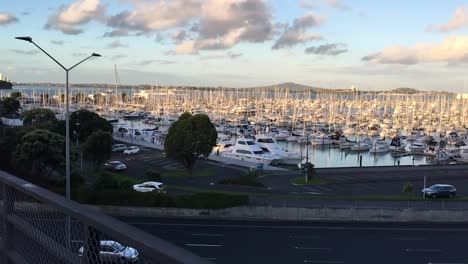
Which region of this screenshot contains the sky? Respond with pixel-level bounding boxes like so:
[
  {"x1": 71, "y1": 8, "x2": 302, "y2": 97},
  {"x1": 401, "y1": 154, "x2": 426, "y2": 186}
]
[{"x1": 2, "y1": 0, "x2": 468, "y2": 91}]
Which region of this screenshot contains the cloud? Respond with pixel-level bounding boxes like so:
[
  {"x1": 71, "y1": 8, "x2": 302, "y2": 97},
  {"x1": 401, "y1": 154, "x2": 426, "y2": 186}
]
[
  {"x1": 228, "y1": 52, "x2": 242, "y2": 59},
  {"x1": 10, "y1": 49, "x2": 40, "y2": 55},
  {"x1": 305, "y1": 43, "x2": 348, "y2": 55},
  {"x1": 111, "y1": 54, "x2": 127, "y2": 60},
  {"x1": 325, "y1": 0, "x2": 351, "y2": 11},
  {"x1": 272, "y1": 12, "x2": 324, "y2": 50},
  {"x1": 174, "y1": 0, "x2": 274, "y2": 54},
  {"x1": 427, "y1": 7, "x2": 468, "y2": 33},
  {"x1": 107, "y1": 40, "x2": 128, "y2": 48},
  {"x1": 106, "y1": 0, "x2": 201, "y2": 33},
  {"x1": 134, "y1": 59, "x2": 175, "y2": 65},
  {"x1": 299, "y1": 1, "x2": 317, "y2": 10},
  {"x1": 45, "y1": 0, "x2": 106, "y2": 35},
  {"x1": 0, "y1": 12, "x2": 18, "y2": 25},
  {"x1": 172, "y1": 29, "x2": 187, "y2": 43},
  {"x1": 103, "y1": 29, "x2": 129, "y2": 37},
  {"x1": 72, "y1": 52, "x2": 87, "y2": 57},
  {"x1": 361, "y1": 36, "x2": 468, "y2": 65},
  {"x1": 51, "y1": 40, "x2": 64, "y2": 45}
]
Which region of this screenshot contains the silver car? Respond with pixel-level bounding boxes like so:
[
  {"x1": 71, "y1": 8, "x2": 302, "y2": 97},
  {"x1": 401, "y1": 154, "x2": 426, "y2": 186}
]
[{"x1": 78, "y1": 240, "x2": 139, "y2": 263}]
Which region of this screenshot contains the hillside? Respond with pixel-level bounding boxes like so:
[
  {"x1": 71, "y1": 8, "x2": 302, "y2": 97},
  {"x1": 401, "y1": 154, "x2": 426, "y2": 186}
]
[{"x1": 246, "y1": 82, "x2": 325, "y2": 91}]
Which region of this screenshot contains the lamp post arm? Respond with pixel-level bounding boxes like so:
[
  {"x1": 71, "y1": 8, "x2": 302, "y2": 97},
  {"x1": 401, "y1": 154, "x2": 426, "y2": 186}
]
[
  {"x1": 30, "y1": 41, "x2": 67, "y2": 71},
  {"x1": 68, "y1": 54, "x2": 94, "y2": 71}
]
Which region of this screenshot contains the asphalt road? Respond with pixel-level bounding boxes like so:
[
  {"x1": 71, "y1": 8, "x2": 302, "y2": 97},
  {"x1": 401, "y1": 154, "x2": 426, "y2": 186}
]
[{"x1": 121, "y1": 217, "x2": 468, "y2": 264}]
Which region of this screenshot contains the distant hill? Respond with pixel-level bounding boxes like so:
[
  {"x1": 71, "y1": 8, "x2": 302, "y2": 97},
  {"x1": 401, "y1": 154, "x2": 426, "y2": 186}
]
[
  {"x1": 246, "y1": 82, "x2": 326, "y2": 92},
  {"x1": 386, "y1": 87, "x2": 420, "y2": 94}
]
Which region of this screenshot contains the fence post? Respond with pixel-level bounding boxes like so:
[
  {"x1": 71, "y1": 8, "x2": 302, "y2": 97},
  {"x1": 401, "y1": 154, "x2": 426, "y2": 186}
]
[
  {"x1": 83, "y1": 225, "x2": 101, "y2": 264},
  {"x1": 1, "y1": 184, "x2": 14, "y2": 263}
]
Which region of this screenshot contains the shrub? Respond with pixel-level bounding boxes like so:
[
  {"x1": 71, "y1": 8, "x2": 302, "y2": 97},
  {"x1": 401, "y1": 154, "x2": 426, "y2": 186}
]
[
  {"x1": 219, "y1": 171, "x2": 265, "y2": 187},
  {"x1": 145, "y1": 169, "x2": 162, "y2": 181}
]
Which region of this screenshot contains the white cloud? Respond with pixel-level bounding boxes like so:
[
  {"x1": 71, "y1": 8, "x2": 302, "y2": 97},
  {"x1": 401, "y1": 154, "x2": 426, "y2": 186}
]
[
  {"x1": 362, "y1": 36, "x2": 468, "y2": 65},
  {"x1": 272, "y1": 12, "x2": 324, "y2": 50},
  {"x1": 427, "y1": 7, "x2": 468, "y2": 33},
  {"x1": 325, "y1": 0, "x2": 350, "y2": 11},
  {"x1": 174, "y1": 0, "x2": 274, "y2": 54},
  {"x1": 45, "y1": 0, "x2": 106, "y2": 35},
  {"x1": 106, "y1": 0, "x2": 201, "y2": 33},
  {"x1": 0, "y1": 12, "x2": 18, "y2": 25}
]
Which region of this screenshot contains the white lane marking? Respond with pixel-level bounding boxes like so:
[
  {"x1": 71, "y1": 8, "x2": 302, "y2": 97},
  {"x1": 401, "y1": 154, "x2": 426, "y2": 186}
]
[
  {"x1": 302, "y1": 186, "x2": 320, "y2": 192},
  {"x1": 186, "y1": 243, "x2": 222, "y2": 247},
  {"x1": 131, "y1": 222, "x2": 468, "y2": 232},
  {"x1": 313, "y1": 185, "x2": 332, "y2": 191},
  {"x1": 406, "y1": 249, "x2": 441, "y2": 252},
  {"x1": 192, "y1": 233, "x2": 224, "y2": 237},
  {"x1": 294, "y1": 246, "x2": 331, "y2": 251},
  {"x1": 357, "y1": 183, "x2": 375, "y2": 190},
  {"x1": 304, "y1": 261, "x2": 344, "y2": 263}
]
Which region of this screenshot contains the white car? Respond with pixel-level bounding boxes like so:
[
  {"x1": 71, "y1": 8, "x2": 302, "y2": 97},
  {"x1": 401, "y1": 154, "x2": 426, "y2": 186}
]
[
  {"x1": 123, "y1": 146, "x2": 140, "y2": 155},
  {"x1": 133, "y1": 181, "x2": 166, "y2": 194}
]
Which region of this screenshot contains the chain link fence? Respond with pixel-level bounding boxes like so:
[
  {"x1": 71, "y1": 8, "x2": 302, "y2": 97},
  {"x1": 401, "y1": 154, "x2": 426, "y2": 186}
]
[{"x1": 0, "y1": 170, "x2": 210, "y2": 264}]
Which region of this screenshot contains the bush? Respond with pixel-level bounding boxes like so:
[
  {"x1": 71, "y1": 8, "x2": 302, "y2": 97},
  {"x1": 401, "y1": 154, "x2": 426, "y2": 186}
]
[
  {"x1": 93, "y1": 171, "x2": 138, "y2": 190},
  {"x1": 219, "y1": 171, "x2": 265, "y2": 187},
  {"x1": 77, "y1": 188, "x2": 174, "y2": 207},
  {"x1": 145, "y1": 169, "x2": 162, "y2": 181}
]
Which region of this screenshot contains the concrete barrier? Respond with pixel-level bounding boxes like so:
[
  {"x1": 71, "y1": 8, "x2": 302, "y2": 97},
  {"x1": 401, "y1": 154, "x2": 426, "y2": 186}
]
[{"x1": 92, "y1": 205, "x2": 468, "y2": 223}]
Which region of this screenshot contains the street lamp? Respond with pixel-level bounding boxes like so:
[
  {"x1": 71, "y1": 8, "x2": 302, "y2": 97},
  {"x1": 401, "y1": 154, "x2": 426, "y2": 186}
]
[{"x1": 15, "y1": 36, "x2": 101, "y2": 200}]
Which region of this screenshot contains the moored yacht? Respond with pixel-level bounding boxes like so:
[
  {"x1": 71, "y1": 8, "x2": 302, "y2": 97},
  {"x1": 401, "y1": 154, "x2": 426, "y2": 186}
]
[
  {"x1": 216, "y1": 137, "x2": 280, "y2": 166},
  {"x1": 369, "y1": 139, "x2": 390, "y2": 153},
  {"x1": 254, "y1": 134, "x2": 302, "y2": 165}
]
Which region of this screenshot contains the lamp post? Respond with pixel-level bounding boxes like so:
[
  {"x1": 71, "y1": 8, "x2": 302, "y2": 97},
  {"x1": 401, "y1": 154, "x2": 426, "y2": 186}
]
[{"x1": 15, "y1": 36, "x2": 101, "y2": 200}]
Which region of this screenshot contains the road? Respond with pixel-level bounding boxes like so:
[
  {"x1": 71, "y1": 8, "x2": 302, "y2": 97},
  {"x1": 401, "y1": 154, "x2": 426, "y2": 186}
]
[{"x1": 121, "y1": 217, "x2": 468, "y2": 264}]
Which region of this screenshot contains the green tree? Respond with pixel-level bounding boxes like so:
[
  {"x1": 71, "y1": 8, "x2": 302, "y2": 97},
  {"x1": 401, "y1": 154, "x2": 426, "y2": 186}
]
[
  {"x1": 164, "y1": 112, "x2": 217, "y2": 176},
  {"x1": 21, "y1": 108, "x2": 57, "y2": 129},
  {"x1": 14, "y1": 129, "x2": 65, "y2": 178},
  {"x1": 82, "y1": 130, "x2": 112, "y2": 169},
  {"x1": 9, "y1": 92, "x2": 22, "y2": 100},
  {"x1": 70, "y1": 109, "x2": 113, "y2": 142},
  {"x1": 0, "y1": 126, "x2": 27, "y2": 171},
  {"x1": 0, "y1": 97, "x2": 20, "y2": 117}
]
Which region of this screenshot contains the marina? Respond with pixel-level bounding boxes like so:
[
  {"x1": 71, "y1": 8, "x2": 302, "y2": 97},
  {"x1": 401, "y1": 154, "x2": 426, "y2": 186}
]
[{"x1": 3, "y1": 85, "x2": 468, "y2": 169}]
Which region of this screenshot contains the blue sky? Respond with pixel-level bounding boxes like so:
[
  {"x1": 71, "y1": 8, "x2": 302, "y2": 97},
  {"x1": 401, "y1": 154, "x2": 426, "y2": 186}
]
[{"x1": 1, "y1": 0, "x2": 468, "y2": 91}]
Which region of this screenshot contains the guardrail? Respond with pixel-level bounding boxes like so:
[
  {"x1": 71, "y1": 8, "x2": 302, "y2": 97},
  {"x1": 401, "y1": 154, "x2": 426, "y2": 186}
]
[{"x1": 0, "y1": 170, "x2": 210, "y2": 264}]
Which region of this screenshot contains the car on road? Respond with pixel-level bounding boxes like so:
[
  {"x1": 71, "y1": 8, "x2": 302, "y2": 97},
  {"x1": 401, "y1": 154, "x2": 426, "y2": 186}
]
[
  {"x1": 123, "y1": 146, "x2": 140, "y2": 155},
  {"x1": 112, "y1": 144, "x2": 127, "y2": 152},
  {"x1": 421, "y1": 184, "x2": 456, "y2": 198},
  {"x1": 103, "y1": 161, "x2": 127, "y2": 171},
  {"x1": 78, "y1": 240, "x2": 139, "y2": 263},
  {"x1": 133, "y1": 181, "x2": 166, "y2": 194}
]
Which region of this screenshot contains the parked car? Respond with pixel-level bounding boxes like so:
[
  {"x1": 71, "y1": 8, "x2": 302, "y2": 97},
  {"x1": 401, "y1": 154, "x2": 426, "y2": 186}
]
[
  {"x1": 103, "y1": 161, "x2": 127, "y2": 171},
  {"x1": 421, "y1": 184, "x2": 456, "y2": 198},
  {"x1": 123, "y1": 146, "x2": 140, "y2": 155},
  {"x1": 112, "y1": 144, "x2": 127, "y2": 152},
  {"x1": 78, "y1": 240, "x2": 139, "y2": 263},
  {"x1": 133, "y1": 181, "x2": 166, "y2": 194}
]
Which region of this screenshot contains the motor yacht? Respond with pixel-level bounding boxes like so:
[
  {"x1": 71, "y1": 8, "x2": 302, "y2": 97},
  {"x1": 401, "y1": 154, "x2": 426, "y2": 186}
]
[
  {"x1": 254, "y1": 135, "x2": 302, "y2": 165},
  {"x1": 369, "y1": 139, "x2": 390, "y2": 153},
  {"x1": 216, "y1": 137, "x2": 280, "y2": 166}
]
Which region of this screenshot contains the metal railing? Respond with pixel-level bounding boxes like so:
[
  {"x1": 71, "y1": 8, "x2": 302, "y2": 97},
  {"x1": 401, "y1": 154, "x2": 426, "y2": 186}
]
[{"x1": 0, "y1": 170, "x2": 210, "y2": 264}]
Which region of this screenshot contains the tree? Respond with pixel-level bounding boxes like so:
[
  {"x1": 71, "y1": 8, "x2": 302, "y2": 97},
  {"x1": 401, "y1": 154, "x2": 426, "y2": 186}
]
[
  {"x1": 14, "y1": 129, "x2": 65, "y2": 178},
  {"x1": 164, "y1": 112, "x2": 217, "y2": 176},
  {"x1": 70, "y1": 109, "x2": 113, "y2": 142},
  {"x1": 0, "y1": 97, "x2": 20, "y2": 117},
  {"x1": 21, "y1": 108, "x2": 57, "y2": 129},
  {"x1": 0, "y1": 126, "x2": 27, "y2": 171},
  {"x1": 82, "y1": 130, "x2": 112, "y2": 169},
  {"x1": 9, "y1": 92, "x2": 22, "y2": 100}
]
